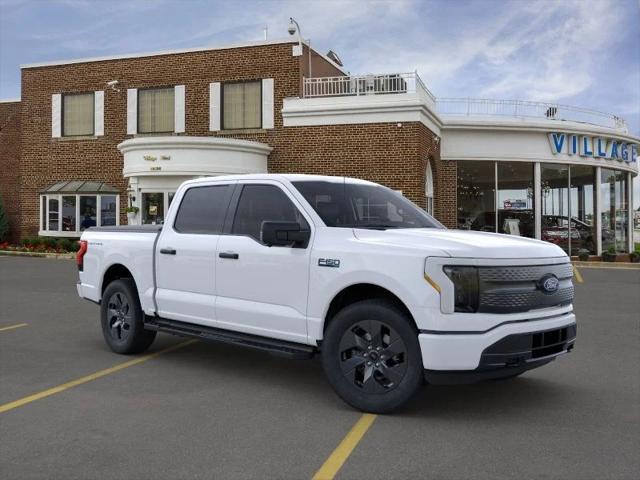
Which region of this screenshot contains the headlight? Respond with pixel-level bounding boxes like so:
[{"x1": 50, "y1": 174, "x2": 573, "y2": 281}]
[{"x1": 443, "y1": 266, "x2": 479, "y2": 313}]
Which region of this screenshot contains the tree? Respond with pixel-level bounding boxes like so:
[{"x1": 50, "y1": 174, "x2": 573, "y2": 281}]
[{"x1": 0, "y1": 194, "x2": 9, "y2": 242}]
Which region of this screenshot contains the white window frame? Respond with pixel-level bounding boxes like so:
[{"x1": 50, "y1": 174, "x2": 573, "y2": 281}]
[
  {"x1": 39, "y1": 193, "x2": 120, "y2": 237},
  {"x1": 425, "y1": 161, "x2": 435, "y2": 215}
]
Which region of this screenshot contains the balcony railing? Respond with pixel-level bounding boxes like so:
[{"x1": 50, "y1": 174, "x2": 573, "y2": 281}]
[
  {"x1": 302, "y1": 73, "x2": 627, "y2": 132},
  {"x1": 303, "y1": 72, "x2": 435, "y2": 101},
  {"x1": 436, "y1": 98, "x2": 627, "y2": 131}
]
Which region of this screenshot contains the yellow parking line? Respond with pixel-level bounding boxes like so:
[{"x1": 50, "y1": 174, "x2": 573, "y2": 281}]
[
  {"x1": 0, "y1": 339, "x2": 197, "y2": 414},
  {"x1": 0, "y1": 323, "x2": 28, "y2": 333},
  {"x1": 572, "y1": 265, "x2": 584, "y2": 283},
  {"x1": 312, "y1": 413, "x2": 377, "y2": 480}
]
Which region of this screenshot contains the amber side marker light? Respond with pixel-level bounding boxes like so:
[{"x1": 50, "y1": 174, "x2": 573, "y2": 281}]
[{"x1": 424, "y1": 273, "x2": 441, "y2": 293}]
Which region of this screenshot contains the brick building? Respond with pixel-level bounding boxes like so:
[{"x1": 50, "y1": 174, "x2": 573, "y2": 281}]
[{"x1": 0, "y1": 38, "x2": 638, "y2": 254}]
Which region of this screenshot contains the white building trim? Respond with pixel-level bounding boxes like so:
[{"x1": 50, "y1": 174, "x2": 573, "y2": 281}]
[
  {"x1": 174, "y1": 85, "x2": 186, "y2": 133},
  {"x1": 94, "y1": 90, "x2": 104, "y2": 136},
  {"x1": 282, "y1": 93, "x2": 442, "y2": 135},
  {"x1": 19, "y1": 38, "x2": 348, "y2": 73},
  {"x1": 126, "y1": 88, "x2": 137, "y2": 135},
  {"x1": 51, "y1": 94, "x2": 61, "y2": 138},
  {"x1": 118, "y1": 136, "x2": 271, "y2": 179}
]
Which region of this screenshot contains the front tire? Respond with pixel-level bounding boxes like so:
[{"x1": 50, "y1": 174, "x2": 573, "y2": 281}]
[
  {"x1": 101, "y1": 279, "x2": 156, "y2": 354},
  {"x1": 321, "y1": 299, "x2": 423, "y2": 413}
]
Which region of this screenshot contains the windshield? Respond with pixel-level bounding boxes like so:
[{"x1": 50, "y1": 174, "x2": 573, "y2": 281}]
[{"x1": 292, "y1": 180, "x2": 444, "y2": 230}]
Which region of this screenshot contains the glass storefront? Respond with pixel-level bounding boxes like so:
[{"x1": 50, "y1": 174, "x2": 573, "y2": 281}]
[
  {"x1": 540, "y1": 164, "x2": 597, "y2": 255},
  {"x1": 457, "y1": 161, "x2": 495, "y2": 232},
  {"x1": 458, "y1": 160, "x2": 627, "y2": 255},
  {"x1": 570, "y1": 165, "x2": 596, "y2": 254},
  {"x1": 601, "y1": 169, "x2": 629, "y2": 253},
  {"x1": 541, "y1": 164, "x2": 570, "y2": 252},
  {"x1": 497, "y1": 162, "x2": 534, "y2": 238}
]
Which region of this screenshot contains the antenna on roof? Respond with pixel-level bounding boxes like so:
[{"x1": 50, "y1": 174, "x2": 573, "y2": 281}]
[{"x1": 263, "y1": 25, "x2": 268, "y2": 40}]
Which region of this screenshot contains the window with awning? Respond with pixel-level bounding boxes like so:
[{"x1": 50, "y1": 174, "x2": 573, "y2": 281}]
[{"x1": 39, "y1": 181, "x2": 120, "y2": 236}]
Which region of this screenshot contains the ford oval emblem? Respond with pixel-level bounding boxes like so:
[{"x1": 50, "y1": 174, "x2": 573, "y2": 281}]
[{"x1": 538, "y1": 274, "x2": 560, "y2": 294}]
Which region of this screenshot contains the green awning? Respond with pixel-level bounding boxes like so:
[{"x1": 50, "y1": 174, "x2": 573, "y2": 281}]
[{"x1": 41, "y1": 181, "x2": 120, "y2": 194}]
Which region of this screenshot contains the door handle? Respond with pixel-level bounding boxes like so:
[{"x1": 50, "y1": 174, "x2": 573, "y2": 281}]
[
  {"x1": 219, "y1": 252, "x2": 239, "y2": 260},
  {"x1": 160, "y1": 248, "x2": 177, "y2": 255}
]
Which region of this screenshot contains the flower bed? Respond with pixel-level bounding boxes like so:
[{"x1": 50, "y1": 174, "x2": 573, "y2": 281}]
[{"x1": 0, "y1": 237, "x2": 81, "y2": 254}]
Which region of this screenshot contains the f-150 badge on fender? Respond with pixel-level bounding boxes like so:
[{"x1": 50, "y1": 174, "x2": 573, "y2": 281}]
[{"x1": 318, "y1": 258, "x2": 340, "y2": 268}]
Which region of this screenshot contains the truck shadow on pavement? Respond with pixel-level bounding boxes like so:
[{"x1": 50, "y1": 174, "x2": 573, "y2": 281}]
[{"x1": 122, "y1": 335, "x2": 577, "y2": 417}]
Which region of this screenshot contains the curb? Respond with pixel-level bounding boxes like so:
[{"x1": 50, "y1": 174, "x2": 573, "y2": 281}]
[
  {"x1": 572, "y1": 261, "x2": 640, "y2": 270},
  {"x1": 0, "y1": 250, "x2": 75, "y2": 259}
]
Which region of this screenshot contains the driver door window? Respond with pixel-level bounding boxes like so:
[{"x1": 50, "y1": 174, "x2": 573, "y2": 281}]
[{"x1": 231, "y1": 184, "x2": 308, "y2": 243}]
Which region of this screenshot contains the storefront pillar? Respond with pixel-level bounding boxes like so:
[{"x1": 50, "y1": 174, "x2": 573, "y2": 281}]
[
  {"x1": 534, "y1": 162, "x2": 541, "y2": 240},
  {"x1": 595, "y1": 166, "x2": 602, "y2": 256},
  {"x1": 628, "y1": 171, "x2": 634, "y2": 253}
]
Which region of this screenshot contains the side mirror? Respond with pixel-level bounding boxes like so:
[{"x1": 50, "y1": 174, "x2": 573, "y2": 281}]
[{"x1": 261, "y1": 221, "x2": 310, "y2": 248}]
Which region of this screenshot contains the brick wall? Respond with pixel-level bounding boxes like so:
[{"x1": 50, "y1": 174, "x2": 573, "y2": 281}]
[
  {"x1": 15, "y1": 41, "x2": 446, "y2": 239},
  {"x1": 0, "y1": 101, "x2": 21, "y2": 242},
  {"x1": 18, "y1": 42, "x2": 304, "y2": 239}
]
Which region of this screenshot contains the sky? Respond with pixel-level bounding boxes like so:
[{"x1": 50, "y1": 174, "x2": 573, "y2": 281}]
[{"x1": 1, "y1": 0, "x2": 639, "y2": 205}]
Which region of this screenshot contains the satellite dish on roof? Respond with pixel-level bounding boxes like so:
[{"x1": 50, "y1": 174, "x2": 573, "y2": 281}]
[{"x1": 326, "y1": 50, "x2": 343, "y2": 67}]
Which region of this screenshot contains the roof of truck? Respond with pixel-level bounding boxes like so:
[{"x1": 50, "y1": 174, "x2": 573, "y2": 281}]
[{"x1": 184, "y1": 174, "x2": 378, "y2": 186}]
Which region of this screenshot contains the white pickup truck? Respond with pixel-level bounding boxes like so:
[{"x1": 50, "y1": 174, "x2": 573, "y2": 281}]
[{"x1": 77, "y1": 174, "x2": 576, "y2": 412}]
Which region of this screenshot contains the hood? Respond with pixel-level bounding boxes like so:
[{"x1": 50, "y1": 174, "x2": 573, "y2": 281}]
[{"x1": 353, "y1": 228, "x2": 568, "y2": 259}]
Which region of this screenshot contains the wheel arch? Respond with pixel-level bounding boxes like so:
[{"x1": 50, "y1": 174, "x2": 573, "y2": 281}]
[
  {"x1": 323, "y1": 283, "x2": 418, "y2": 334},
  {"x1": 101, "y1": 263, "x2": 138, "y2": 297}
]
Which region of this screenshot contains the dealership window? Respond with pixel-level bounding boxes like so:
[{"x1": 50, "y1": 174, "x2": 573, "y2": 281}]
[
  {"x1": 497, "y1": 162, "x2": 535, "y2": 238},
  {"x1": 222, "y1": 81, "x2": 261, "y2": 129},
  {"x1": 138, "y1": 87, "x2": 175, "y2": 133},
  {"x1": 457, "y1": 161, "x2": 496, "y2": 232},
  {"x1": 601, "y1": 168, "x2": 629, "y2": 253},
  {"x1": 39, "y1": 181, "x2": 120, "y2": 236},
  {"x1": 569, "y1": 165, "x2": 596, "y2": 255},
  {"x1": 63, "y1": 92, "x2": 94, "y2": 136},
  {"x1": 541, "y1": 164, "x2": 570, "y2": 253}
]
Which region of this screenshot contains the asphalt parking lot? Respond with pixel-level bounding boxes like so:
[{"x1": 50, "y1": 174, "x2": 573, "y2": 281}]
[{"x1": 1, "y1": 256, "x2": 639, "y2": 480}]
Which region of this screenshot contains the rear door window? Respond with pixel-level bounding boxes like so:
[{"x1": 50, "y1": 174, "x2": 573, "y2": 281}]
[{"x1": 174, "y1": 185, "x2": 231, "y2": 234}]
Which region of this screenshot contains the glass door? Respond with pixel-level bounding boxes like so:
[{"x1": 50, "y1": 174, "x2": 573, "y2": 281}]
[{"x1": 142, "y1": 192, "x2": 165, "y2": 225}]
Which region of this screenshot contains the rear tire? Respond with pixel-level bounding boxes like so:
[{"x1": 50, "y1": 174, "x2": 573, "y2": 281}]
[
  {"x1": 101, "y1": 279, "x2": 156, "y2": 354},
  {"x1": 321, "y1": 299, "x2": 423, "y2": 413}
]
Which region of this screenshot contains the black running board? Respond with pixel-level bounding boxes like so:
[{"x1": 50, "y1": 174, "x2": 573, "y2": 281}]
[{"x1": 144, "y1": 316, "x2": 316, "y2": 359}]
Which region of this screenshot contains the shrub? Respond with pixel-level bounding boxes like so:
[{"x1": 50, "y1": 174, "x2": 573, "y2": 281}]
[
  {"x1": 0, "y1": 196, "x2": 9, "y2": 242},
  {"x1": 59, "y1": 238, "x2": 73, "y2": 252},
  {"x1": 43, "y1": 237, "x2": 58, "y2": 249},
  {"x1": 577, "y1": 249, "x2": 590, "y2": 261}
]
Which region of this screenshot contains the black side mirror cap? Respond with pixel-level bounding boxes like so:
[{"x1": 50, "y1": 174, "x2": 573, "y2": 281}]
[{"x1": 261, "y1": 221, "x2": 310, "y2": 248}]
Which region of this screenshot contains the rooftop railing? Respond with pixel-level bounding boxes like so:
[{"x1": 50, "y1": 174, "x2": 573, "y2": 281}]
[
  {"x1": 435, "y1": 98, "x2": 627, "y2": 131},
  {"x1": 301, "y1": 73, "x2": 627, "y2": 132},
  {"x1": 303, "y1": 72, "x2": 436, "y2": 102}
]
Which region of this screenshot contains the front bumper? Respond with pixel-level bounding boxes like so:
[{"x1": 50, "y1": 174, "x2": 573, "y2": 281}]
[{"x1": 418, "y1": 311, "x2": 576, "y2": 375}]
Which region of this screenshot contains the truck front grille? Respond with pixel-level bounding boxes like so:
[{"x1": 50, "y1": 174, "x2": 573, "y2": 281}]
[{"x1": 477, "y1": 263, "x2": 574, "y2": 314}]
